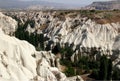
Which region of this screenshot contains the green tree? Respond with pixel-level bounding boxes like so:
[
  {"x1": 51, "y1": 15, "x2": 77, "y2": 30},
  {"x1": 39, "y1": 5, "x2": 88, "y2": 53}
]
[
  {"x1": 65, "y1": 67, "x2": 76, "y2": 77},
  {"x1": 52, "y1": 44, "x2": 60, "y2": 54},
  {"x1": 99, "y1": 55, "x2": 108, "y2": 80},
  {"x1": 112, "y1": 69, "x2": 120, "y2": 80},
  {"x1": 29, "y1": 33, "x2": 36, "y2": 46},
  {"x1": 107, "y1": 59, "x2": 112, "y2": 80},
  {"x1": 39, "y1": 34, "x2": 44, "y2": 50}
]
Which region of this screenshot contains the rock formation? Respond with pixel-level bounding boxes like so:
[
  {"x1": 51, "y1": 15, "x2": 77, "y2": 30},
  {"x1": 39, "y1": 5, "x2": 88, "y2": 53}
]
[
  {"x1": 0, "y1": 12, "x2": 84, "y2": 81},
  {"x1": 0, "y1": 12, "x2": 17, "y2": 35},
  {"x1": 85, "y1": 0, "x2": 120, "y2": 10},
  {"x1": 5, "y1": 11, "x2": 120, "y2": 64}
]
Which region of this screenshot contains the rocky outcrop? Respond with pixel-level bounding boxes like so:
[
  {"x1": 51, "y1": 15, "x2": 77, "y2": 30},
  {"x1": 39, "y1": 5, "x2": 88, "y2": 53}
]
[
  {"x1": 68, "y1": 76, "x2": 84, "y2": 81},
  {"x1": 3, "y1": 11, "x2": 120, "y2": 69},
  {"x1": 85, "y1": 0, "x2": 120, "y2": 10},
  {"x1": 6, "y1": 11, "x2": 120, "y2": 50},
  {"x1": 0, "y1": 12, "x2": 17, "y2": 35},
  {"x1": 5, "y1": 11, "x2": 120, "y2": 58},
  {"x1": 0, "y1": 28, "x2": 70, "y2": 81},
  {"x1": 0, "y1": 12, "x2": 84, "y2": 81}
]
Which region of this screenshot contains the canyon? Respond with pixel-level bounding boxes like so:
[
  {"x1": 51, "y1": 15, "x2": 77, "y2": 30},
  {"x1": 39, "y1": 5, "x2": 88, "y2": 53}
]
[
  {"x1": 0, "y1": 9, "x2": 120, "y2": 80},
  {"x1": 0, "y1": 12, "x2": 84, "y2": 81}
]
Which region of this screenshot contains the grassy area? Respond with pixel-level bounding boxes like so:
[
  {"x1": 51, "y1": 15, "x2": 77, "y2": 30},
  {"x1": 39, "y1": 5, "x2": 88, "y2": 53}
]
[{"x1": 49, "y1": 10, "x2": 120, "y2": 24}]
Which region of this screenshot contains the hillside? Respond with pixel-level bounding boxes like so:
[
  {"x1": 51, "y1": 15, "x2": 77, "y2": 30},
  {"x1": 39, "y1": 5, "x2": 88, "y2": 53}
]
[
  {"x1": 1, "y1": 10, "x2": 120, "y2": 80},
  {"x1": 85, "y1": 0, "x2": 120, "y2": 10},
  {"x1": 4, "y1": 10, "x2": 120, "y2": 63},
  {"x1": 0, "y1": 12, "x2": 86, "y2": 81}
]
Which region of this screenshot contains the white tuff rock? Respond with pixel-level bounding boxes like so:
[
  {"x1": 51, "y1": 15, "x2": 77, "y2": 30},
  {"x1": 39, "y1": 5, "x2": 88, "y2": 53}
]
[
  {"x1": 0, "y1": 12, "x2": 17, "y2": 35},
  {"x1": 5, "y1": 11, "x2": 120, "y2": 67},
  {"x1": 0, "y1": 12, "x2": 80, "y2": 81}
]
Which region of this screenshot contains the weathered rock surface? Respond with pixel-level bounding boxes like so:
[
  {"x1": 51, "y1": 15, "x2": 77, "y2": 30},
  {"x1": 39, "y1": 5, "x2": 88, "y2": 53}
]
[
  {"x1": 5, "y1": 11, "x2": 120, "y2": 64},
  {"x1": 0, "y1": 12, "x2": 83, "y2": 81},
  {"x1": 5, "y1": 11, "x2": 120, "y2": 51},
  {"x1": 68, "y1": 76, "x2": 84, "y2": 81},
  {"x1": 0, "y1": 30, "x2": 71, "y2": 81},
  {"x1": 85, "y1": 0, "x2": 120, "y2": 10},
  {"x1": 0, "y1": 12, "x2": 17, "y2": 35}
]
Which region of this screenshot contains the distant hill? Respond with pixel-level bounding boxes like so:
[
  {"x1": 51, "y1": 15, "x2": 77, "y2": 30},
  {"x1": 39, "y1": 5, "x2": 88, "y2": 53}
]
[
  {"x1": 0, "y1": 0, "x2": 67, "y2": 10},
  {"x1": 0, "y1": 0, "x2": 83, "y2": 10},
  {"x1": 85, "y1": 0, "x2": 120, "y2": 10}
]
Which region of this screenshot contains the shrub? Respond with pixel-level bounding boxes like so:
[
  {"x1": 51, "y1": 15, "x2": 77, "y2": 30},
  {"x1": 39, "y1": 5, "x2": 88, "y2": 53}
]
[
  {"x1": 112, "y1": 69, "x2": 120, "y2": 80},
  {"x1": 65, "y1": 67, "x2": 76, "y2": 77},
  {"x1": 99, "y1": 55, "x2": 108, "y2": 80},
  {"x1": 89, "y1": 69, "x2": 99, "y2": 79}
]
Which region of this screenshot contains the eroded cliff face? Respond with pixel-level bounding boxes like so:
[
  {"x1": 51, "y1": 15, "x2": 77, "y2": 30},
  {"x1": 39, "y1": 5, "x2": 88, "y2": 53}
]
[
  {"x1": 5, "y1": 11, "x2": 120, "y2": 50},
  {"x1": 4, "y1": 11, "x2": 120, "y2": 68},
  {"x1": 0, "y1": 12, "x2": 85, "y2": 81},
  {"x1": 0, "y1": 12, "x2": 17, "y2": 35},
  {"x1": 87, "y1": 0, "x2": 120, "y2": 10},
  {"x1": 1, "y1": 10, "x2": 120, "y2": 80}
]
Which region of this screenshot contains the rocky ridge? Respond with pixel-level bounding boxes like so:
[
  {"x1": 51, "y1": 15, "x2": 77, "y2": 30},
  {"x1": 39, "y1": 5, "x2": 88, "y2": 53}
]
[
  {"x1": 0, "y1": 12, "x2": 84, "y2": 81},
  {"x1": 85, "y1": 0, "x2": 120, "y2": 10},
  {"x1": 0, "y1": 12, "x2": 17, "y2": 35},
  {"x1": 4, "y1": 11, "x2": 120, "y2": 67}
]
